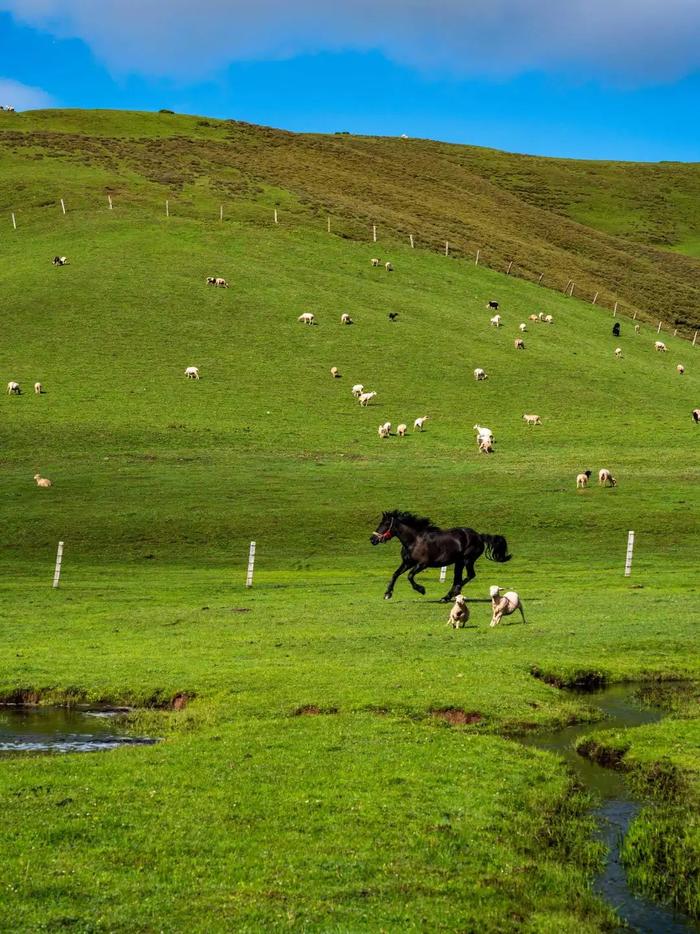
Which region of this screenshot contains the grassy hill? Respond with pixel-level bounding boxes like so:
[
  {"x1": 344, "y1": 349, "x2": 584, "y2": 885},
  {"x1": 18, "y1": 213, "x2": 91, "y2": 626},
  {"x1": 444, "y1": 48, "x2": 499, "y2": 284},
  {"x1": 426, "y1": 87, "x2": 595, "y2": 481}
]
[
  {"x1": 0, "y1": 108, "x2": 699, "y2": 334},
  {"x1": 0, "y1": 111, "x2": 698, "y2": 931}
]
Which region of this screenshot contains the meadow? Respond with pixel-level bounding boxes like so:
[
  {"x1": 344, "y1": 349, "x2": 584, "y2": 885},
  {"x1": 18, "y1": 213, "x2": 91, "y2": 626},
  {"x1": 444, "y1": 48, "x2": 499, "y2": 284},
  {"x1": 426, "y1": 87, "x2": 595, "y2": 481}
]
[{"x1": 0, "y1": 113, "x2": 699, "y2": 931}]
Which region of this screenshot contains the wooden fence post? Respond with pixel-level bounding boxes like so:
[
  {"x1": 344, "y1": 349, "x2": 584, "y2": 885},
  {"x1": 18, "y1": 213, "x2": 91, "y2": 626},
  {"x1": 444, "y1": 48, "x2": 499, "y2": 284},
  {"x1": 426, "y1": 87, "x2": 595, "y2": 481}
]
[
  {"x1": 327, "y1": 216, "x2": 331, "y2": 234},
  {"x1": 60, "y1": 198, "x2": 66, "y2": 215},
  {"x1": 107, "y1": 195, "x2": 113, "y2": 210},
  {"x1": 245, "y1": 541, "x2": 256, "y2": 588},
  {"x1": 372, "y1": 225, "x2": 377, "y2": 243},
  {"x1": 613, "y1": 301, "x2": 618, "y2": 316},
  {"x1": 166, "y1": 200, "x2": 169, "y2": 217},
  {"x1": 445, "y1": 241, "x2": 449, "y2": 256},
  {"x1": 506, "y1": 261, "x2": 513, "y2": 275},
  {"x1": 52, "y1": 541, "x2": 65, "y2": 589},
  {"x1": 475, "y1": 249, "x2": 480, "y2": 266},
  {"x1": 657, "y1": 321, "x2": 662, "y2": 334},
  {"x1": 624, "y1": 531, "x2": 635, "y2": 578},
  {"x1": 537, "y1": 272, "x2": 544, "y2": 284},
  {"x1": 564, "y1": 279, "x2": 572, "y2": 294},
  {"x1": 11, "y1": 212, "x2": 16, "y2": 230},
  {"x1": 409, "y1": 234, "x2": 414, "y2": 248},
  {"x1": 219, "y1": 204, "x2": 223, "y2": 222},
  {"x1": 569, "y1": 282, "x2": 574, "y2": 297},
  {"x1": 693, "y1": 331, "x2": 698, "y2": 346},
  {"x1": 592, "y1": 292, "x2": 599, "y2": 305},
  {"x1": 274, "y1": 209, "x2": 278, "y2": 224}
]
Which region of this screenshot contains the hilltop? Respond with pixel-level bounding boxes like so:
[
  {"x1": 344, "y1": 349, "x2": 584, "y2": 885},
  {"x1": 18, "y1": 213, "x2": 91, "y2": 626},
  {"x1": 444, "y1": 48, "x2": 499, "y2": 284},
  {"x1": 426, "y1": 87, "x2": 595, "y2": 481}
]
[{"x1": 0, "y1": 108, "x2": 698, "y2": 334}]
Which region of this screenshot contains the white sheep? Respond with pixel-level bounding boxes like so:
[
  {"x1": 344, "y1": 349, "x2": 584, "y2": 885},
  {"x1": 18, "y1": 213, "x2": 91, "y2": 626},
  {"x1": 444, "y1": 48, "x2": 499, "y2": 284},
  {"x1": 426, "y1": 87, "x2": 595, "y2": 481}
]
[
  {"x1": 184, "y1": 366, "x2": 200, "y2": 380},
  {"x1": 522, "y1": 414, "x2": 541, "y2": 426},
  {"x1": 371, "y1": 258, "x2": 381, "y2": 267},
  {"x1": 397, "y1": 423, "x2": 407, "y2": 437},
  {"x1": 576, "y1": 470, "x2": 592, "y2": 489},
  {"x1": 538, "y1": 312, "x2": 546, "y2": 322},
  {"x1": 614, "y1": 347, "x2": 623, "y2": 358},
  {"x1": 34, "y1": 382, "x2": 43, "y2": 394},
  {"x1": 378, "y1": 424, "x2": 390, "y2": 439},
  {"x1": 52, "y1": 256, "x2": 68, "y2": 266},
  {"x1": 385, "y1": 262, "x2": 393, "y2": 272},
  {"x1": 298, "y1": 313, "x2": 315, "y2": 325},
  {"x1": 7, "y1": 381, "x2": 21, "y2": 395},
  {"x1": 529, "y1": 314, "x2": 539, "y2": 322},
  {"x1": 677, "y1": 364, "x2": 685, "y2": 375},
  {"x1": 478, "y1": 437, "x2": 493, "y2": 454},
  {"x1": 351, "y1": 383, "x2": 364, "y2": 398},
  {"x1": 382, "y1": 421, "x2": 392, "y2": 433},
  {"x1": 655, "y1": 341, "x2": 667, "y2": 352},
  {"x1": 414, "y1": 416, "x2": 429, "y2": 431},
  {"x1": 519, "y1": 323, "x2": 527, "y2": 332},
  {"x1": 473, "y1": 368, "x2": 488, "y2": 381},
  {"x1": 599, "y1": 468, "x2": 617, "y2": 487},
  {"x1": 490, "y1": 314, "x2": 502, "y2": 327},
  {"x1": 489, "y1": 586, "x2": 526, "y2": 626},
  {"x1": 359, "y1": 391, "x2": 377, "y2": 406},
  {"x1": 693, "y1": 409, "x2": 700, "y2": 423},
  {"x1": 514, "y1": 338, "x2": 525, "y2": 350},
  {"x1": 33, "y1": 473, "x2": 52, "y2": 488},
  {"x1": 447, "y1": 594, "x2": 470, "y2": 629},
  {"x1": 330, "y1": 367, "x2": 341, "y2": 378},
  {"x1": 206, "y1": 276, "x2": 228, "y2": 288},
  {"x1": 543, "y1": 314, "x2": 553, "y2": 324},
  {"x1": 473, "y1": 424, "x2": 494, "y2": 444},
  {"x1": 635, "y1": 324, "x2": 641, "y2": 334},
  {"x1": 340, "y1": 313, "x2": 353, "y2": 325}
]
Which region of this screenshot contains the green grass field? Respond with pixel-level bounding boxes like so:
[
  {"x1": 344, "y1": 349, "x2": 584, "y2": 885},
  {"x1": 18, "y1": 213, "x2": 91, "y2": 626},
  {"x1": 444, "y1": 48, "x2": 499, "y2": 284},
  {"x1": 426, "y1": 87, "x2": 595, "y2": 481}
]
[{"x1": 0, "y1": 112, "x2": 699, "y2": 931}]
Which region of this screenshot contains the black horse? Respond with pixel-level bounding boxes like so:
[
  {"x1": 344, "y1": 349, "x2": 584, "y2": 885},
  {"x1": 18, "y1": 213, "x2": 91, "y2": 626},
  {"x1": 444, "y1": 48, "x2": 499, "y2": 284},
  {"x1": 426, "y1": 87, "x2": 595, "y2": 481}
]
[{"x1": 370, "y1": 510, "x2": 511, "y2": 602}]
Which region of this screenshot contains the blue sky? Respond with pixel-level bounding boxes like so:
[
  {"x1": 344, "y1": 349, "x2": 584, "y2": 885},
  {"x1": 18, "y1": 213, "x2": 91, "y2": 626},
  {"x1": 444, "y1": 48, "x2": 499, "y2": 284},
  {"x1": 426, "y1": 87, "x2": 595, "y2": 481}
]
[{"x1": 0, "y1": 1, "x2": 699, "y2": 161}]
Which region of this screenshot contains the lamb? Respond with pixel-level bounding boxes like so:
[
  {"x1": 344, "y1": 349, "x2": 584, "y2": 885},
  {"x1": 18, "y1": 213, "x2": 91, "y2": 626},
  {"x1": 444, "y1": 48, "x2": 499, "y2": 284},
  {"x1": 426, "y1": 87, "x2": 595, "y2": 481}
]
[
  {"x1": 612, "y1": 322, "x2": 621, "y2": 337},
  {"x1": 371, "y1": 258, "x2": 381, "y2": 267},
  {"x1": 478, "y1": 437, "x2": 493, "y2": 454},
  {"x1": 514, "y1": 338, "x2": 525, "y2": 350},
  {"x1": 33, "y1": 474, "x2": 52, "y2": 488},
  {"x1": 529, "y1": 314, "x2": 539, "y2": 322},
  {"x1": 473, "y1": 424, "x2": 494, "y2": 444},
  {"x1": 351, "y1": 384, "x2": 364, "y2": 398},
  {"x1": 206, "y1": 276, "x2": 228, "y2": 288},
  {"x1": 615, "y1": 347, "x2": 623, "y2": 359},
  {"x1": 543, "y1": 314, "x2": 554, "y2": 324},
  {"x1": 359, "y1": 391, "x2": 377, "y2": 406},
  {"x1": 7, "y1": 381, "x2": 21, "y2": 395},
  {"x1": 413, "y1": 415, "x2": 429, "y2": 431},
  {"x1": 340, "y1": 313, "x2": 353, "y2": 325},
  {"x1": 489, "y1": 586, "x2": 526, "y2": 627},
  {"x1": 693, "y1": 409, "x2": 700, "y2": 423},
  {"x1": 378, "y1": 424, "x2": 390, "y2": 439},
  {"x1": 297, "y1": 313, "x2": 315, "y2": 325},
  {"x1": 655, "y1": 341, "x2": 667, "y2": 352},
  {"x1": 519, "y1": 323, "x2": 527, "y2": 332},
  {"x1": 330, "y1": 367, "x2": 341, "y2": 378},
  {"x1": 447, "y1": 594, "x2": 470, "y2": 629},
  {"x1": 381, "y1": 421, "x2": 392, "y2": 434},
  {"x1": 576, "y1": 470, "x2": 592, "y2": 489},
  {"x1": 397, "y1": 423, "x2": 407, "y2": 437},
  {"x1": 490, "y1": 314, "x2": 502, "y2": 327},
  {"x1": 522, "y1": 414, "x2": 541, "y2": 426},
  {"x1": 52, "y1": 256, "x2": 68, "y2": 266},
  {"x1": 677, "y1": 364, "x2": 685, "y2": 375},
  {"x1": 184, "y1": 366, "x2": 200, "y2": 380},
  {"x1": 635, "y1": 324, "x2": 640, "y2": 334},
  {"x1": 538, "y1": 312, "x2": 546, "y2": 322},
  {"x1": 34, "y1": 382, "x2": 43, "y2": 394},
  {"x1": 388, "y1": 312, "x2": 399, "y2": 321},
  {"x1": 599, "y1": 468, "x2": 617, "y2": 487},
  {"x1": 385, "y1": 262, "x2": 393, "y2": 272},
  {"x1": 473, "y1": 368, "x2": 488, "y2": 381},
  {"x1": 486, "y1": 301, "x2": 499, "y2": 310}
]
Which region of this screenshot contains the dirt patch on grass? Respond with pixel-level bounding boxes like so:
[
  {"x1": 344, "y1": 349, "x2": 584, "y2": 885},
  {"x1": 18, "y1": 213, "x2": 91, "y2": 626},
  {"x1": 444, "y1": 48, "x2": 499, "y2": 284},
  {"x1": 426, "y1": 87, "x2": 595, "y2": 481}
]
[
  {"x1": 431, "y1": 708, "x2": 482, "y2": 726},
  {"x1": 576, "y1": 737, "x2": 629, "y2": 769},
  {"x1": 530, "y1": 666, "x2": 607, "y2": 691},
  {"x1": 292, "y1": 705, "x2": 339, "y2": 716}
]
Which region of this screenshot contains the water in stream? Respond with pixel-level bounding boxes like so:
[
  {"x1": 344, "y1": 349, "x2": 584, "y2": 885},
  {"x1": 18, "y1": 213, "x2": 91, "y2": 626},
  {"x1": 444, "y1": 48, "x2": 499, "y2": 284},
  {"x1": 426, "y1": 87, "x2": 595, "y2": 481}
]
[
  {"x1": 519, "y1": 684, "x2": 698, "y2": 934},
  {"x1": 0, "y1": 705, "x2": 157, "y2": 754}
]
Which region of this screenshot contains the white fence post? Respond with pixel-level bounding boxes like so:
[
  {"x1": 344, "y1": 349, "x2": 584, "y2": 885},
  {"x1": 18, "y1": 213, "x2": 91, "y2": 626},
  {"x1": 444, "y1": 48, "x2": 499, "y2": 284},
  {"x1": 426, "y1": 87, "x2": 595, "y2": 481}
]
[
  {"x1": 409, "y1": 234, "x2": 414, "y2": 248},
  {"x1": 327, "y1": 216, "x2": 331, "y2": 234},
  {"x1": 475, "y1": 249, "x2": 480, "y2": 266},
  {"x1": 274, "y1": 209, "x2": 278, "y2": 225},
  {"x1": 569, "y1": 282, "x2": 574, "y2": 297},
  {"x1": 564, "y1": 279, "x2": 571, "y2": 294},
  {"x1": 624, "y1": 531, "x2": 635, "y2": 577},
  {"x1": 107, "y1": 195, "x2": 113, "y2": 210},
  {"x1": 219, "y1": 204, "x2": 223, "y2": 222},
  {"x1": 373, "y1": 225, "x2": 377, "y2": 243},
  {"x1": 245, "y1": 541, "x2": 256, "y2": 588},
  {"x1": 506, "y1": 260, "x2": 513, "y2": 275},
  {"x1": 445, "y1": 241, "x2": 449, "y2": 256},
  {"x1": 11, "y1": 212, "x2": 16, "y2": 230},
  {"x1": 52, "y1": 541, "x2": 65, "y2": 589},
  {"x1": 657, "y1": 321, "x2": 662, "y2": 334},
  {"x1": 592, "y1": 291, "x2": 599, "y2": 305},
  {"x1": 613, "y1": 301, "x2": 618, "y2": 316},
  {"x1": 60, "y1": 198, "x2": 66, "y2": 215},
  {"x1": 537, "y1": 272, "x2": 544, "y2": 284},
  {"x1": 439, "y1": 566, "x2": 447, "y2": 583},
  {"x1": 166, "y1": 199, "x2": 170, "y2": 217},
  {"x1": 693, "y1": 331, "x2": 698, "y2": 346}
]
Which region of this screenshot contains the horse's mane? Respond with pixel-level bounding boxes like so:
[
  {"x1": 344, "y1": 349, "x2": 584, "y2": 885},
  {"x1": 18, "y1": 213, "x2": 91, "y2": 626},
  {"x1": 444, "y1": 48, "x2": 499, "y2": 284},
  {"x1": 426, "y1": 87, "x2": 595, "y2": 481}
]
[{"x1": 387, "y1": 510, "x2": 437, "y2": 531}]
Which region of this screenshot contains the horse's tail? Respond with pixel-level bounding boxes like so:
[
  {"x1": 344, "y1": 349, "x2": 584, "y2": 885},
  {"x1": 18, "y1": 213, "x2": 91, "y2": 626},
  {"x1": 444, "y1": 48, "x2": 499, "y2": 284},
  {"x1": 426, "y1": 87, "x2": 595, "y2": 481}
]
[{"x1": 481, "y1": 533, "x2": 512, "y2": 563}]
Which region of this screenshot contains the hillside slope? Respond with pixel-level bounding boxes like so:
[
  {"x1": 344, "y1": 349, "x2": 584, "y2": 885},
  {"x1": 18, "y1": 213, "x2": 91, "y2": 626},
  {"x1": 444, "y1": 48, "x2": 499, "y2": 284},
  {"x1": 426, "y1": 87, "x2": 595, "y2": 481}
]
[{"x1": 0, "y1": 108, "x2": 698, "y2": 334}]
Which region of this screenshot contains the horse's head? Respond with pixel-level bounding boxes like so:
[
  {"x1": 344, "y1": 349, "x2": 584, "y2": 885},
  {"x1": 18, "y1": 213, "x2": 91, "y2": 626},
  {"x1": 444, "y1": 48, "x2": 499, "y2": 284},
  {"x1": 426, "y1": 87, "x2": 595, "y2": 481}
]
[{"x1": 370, "y1": 512, "x2": 396, "y2": 545}]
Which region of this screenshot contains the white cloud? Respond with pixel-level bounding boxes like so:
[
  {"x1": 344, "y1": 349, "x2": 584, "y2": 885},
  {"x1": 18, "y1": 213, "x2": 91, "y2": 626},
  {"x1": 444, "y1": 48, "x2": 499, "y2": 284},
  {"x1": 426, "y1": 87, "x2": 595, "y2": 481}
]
[
  {"x1": 0, "y1": 77, "x2": 55, "y2": 109},
  {"x1": 1, "y1": 0, "x2": 699, "y2": 84}
]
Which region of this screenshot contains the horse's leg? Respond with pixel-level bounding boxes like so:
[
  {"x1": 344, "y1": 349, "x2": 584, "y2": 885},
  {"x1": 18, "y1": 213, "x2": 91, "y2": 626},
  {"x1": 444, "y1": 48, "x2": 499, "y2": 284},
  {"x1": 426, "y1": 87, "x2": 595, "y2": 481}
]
[
  {"x1": 407, "y1": 564, "x2": 428, "y2": 595},
  {"x1": 462, "y1": 556, "x2": 477, "y2": 586},
  {"x1": 518, "y1": 602, "x2": 527, "y2": 624},
  {"x1": 384, "y1": 560, "x2": 412, "y2": 600},
  {"x1": 441, "y1": 558, "x2": 464, "y2": 602}
]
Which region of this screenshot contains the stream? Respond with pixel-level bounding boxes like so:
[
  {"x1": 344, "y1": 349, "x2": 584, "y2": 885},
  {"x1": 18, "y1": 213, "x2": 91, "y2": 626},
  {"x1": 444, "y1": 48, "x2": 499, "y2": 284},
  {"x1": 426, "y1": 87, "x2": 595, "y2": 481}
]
[
  {"x1": 519, "y1": 684, "x2": 698, "y2": 933},
  {"x1": 0, "y1": 705, "x2": 157, "y2": 754}
]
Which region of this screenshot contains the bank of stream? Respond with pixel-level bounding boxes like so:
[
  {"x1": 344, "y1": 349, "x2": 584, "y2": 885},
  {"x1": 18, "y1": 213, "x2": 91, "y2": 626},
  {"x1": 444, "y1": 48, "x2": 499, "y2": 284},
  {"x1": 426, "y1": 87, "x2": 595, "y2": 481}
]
[
  {"x1": 0, "y1": 705, "x2": 157, "y2": 754},
  {"x1": 518, "y1": 684, "x2": 698, "y2": 933}
]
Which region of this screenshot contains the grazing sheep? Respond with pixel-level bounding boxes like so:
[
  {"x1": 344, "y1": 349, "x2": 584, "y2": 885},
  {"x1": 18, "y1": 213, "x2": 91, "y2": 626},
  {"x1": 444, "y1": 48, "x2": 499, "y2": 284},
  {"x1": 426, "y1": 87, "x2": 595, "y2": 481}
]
[
  {"x1": 381, "y1": 421, "x2": 392, "y2": 434},
  {"x1": 378, "y1": 424, "x2": 390, "y2": 439},
  {"x1": 7, "y1": 381, "x2": 21, "y2": 395},
  {"x1": 677, "y1": 364, "x2": 685, "y2": 375},
  {"x1": 576, "y1": 470, "x2": 592, "y2": 489},
  {"x1": 514, "y1": 338, "x2": 525, "y2": 350},
  {"x1": 388, "y1": 312, "x2": 399, "y2": 321},
  {"x1": 615, "y1": 347, "x2": 623, "y2": 359},
  {"x1": 489, "y1": 586, "x2": 526, "y2": 627},
  {"x1": 473, "y1": 368, "x2": 488, "y2": 381},
  {"x1": 33, "y1": 474, "x2": 52, "y2": 488},
  {"x1": 543, "y1": 314, "x2": 554, "y2": 324},
  {"x1": 206, "y1": 276, "x2": 228, "y2": 288},
  {"x1": 359, "y1": 391, "x2": 377, "y2": 406},
  {"x1": 447, "y1": 594, "x2": 470, "y2": 629},
  {"x1": 413, "y1": 415, "x2": 429, "y2": 431},
  {"x1": 655, "y1": 341, "x2": 667, "y2": 352},
  {"x1": 693, "y1": 409, "x2": 700, "y2": 423},
  {"x1": 612, "y1": 322, "x2": 621, "y2": 337},
  {"x1": 538, "y1": 312, "x2": 546, "y2": 322},
  {"x1": 397, "y1": 423, "x2": 407, "y2": 437},
  {"x1": 371, "y1": 258, "x2": 381, "y2": 267},
  {"x1": 635, "y1": 324, "x2": 641, "y2": 334},
  {"x1": 519, "y1": 323, "x2": 527, "y2": 332},
  {"x1": 478, "y1": 437, "x2": 493, "y2": 454},
  {"x1": 385, "y1": 261, "x2": 393, "y2": 272},
  {"x1": 351, "y1": 383, "x2": 364, "y2": 397},
  {"x1": 522, "y1": 414, "x2": 541, "y2": 426},
  {"x1": 490, "y1": 314, "x2": 502, "y2": 327},
  {"x1": 486, "y1": 301, "x2": 499, "y2": 310},
  {"x1": 528, "y1": 314, "x2": 539, "y2": 322},
  {"x1": 330, "y1": 367, "x2": 341, "y2": 378},
  {"x1": 52, "y1": 256, "x2": 68, "y2": 266},
  {"x1": 34, "y1": 382, "x2": 43, "y2": 394},
  {"x1": 599, "y1": 468, "x2": 617, "y2": 487},
  {"x1": 473, "y1": 424, "x2": 494, "y2": 444},
  {"x1": 298, "y1": 313, "x2": 315, "y2": 325},
  {"x1": 184, "y1": 366, "x2": 200, "y2": 380},
  {"x1": 340, "y1": 313, "x2": 353, "y2": 325}
]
